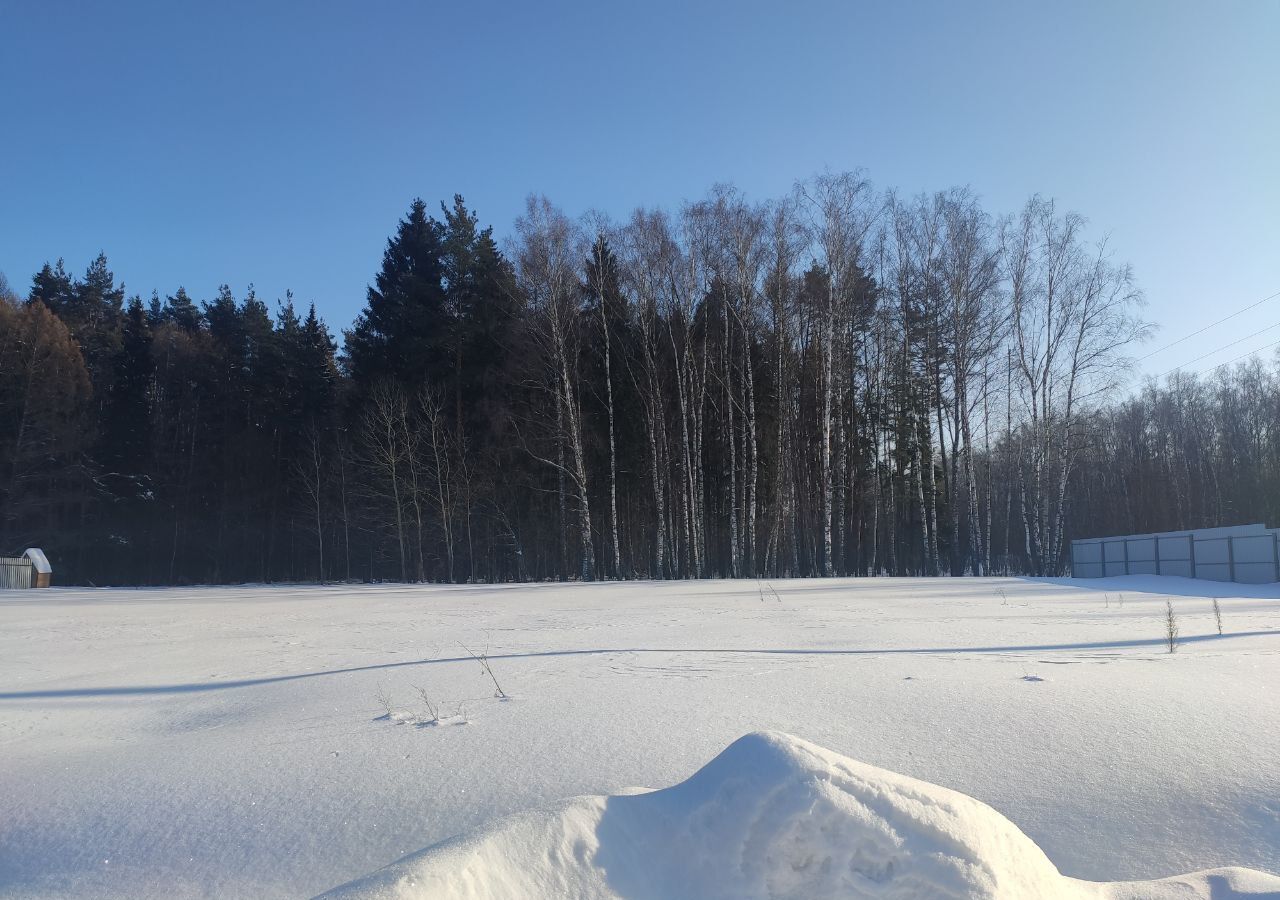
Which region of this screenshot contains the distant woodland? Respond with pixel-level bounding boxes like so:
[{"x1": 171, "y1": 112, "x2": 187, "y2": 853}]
[{"x1": 3, "y1": 174, "x2": 1276, "y2": 585}]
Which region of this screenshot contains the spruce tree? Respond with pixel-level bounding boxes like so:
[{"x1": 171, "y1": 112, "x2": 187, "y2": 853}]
[
  {"x1": 147, "y1": 290, "x2": 164, "y2": 326},
  {"x1": 346, "y1": 199, "x2": 449, "y2": 388},
  {"x1": 99, "y1": 296, "x2": 154, "y2": 479},
  {"x1": 440, "y1": 195, "x2": 519, "y2": 442},
  {"x1": 299, "y1": 303, "x2": 338, "y2": 422}
]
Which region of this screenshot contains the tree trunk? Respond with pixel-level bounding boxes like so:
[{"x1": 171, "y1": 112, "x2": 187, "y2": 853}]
[{"x1": 600, "y1": 285, "x2": 621, "y2": 578}]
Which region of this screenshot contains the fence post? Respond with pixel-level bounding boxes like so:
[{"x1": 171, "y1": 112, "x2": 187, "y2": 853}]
[
  {"x1": 1123, "y1": 538, "x2": 1130, "y2": 575},
  {"x1": 1189, "y1": 534, "x2": 1197, "y2": 579},
  {"x1": 1154, "y1": 536, "x2": 1161, "y2": 576},
  {"x1": 1228, "y1": 535, "x2": 1236, "y2": 583}
]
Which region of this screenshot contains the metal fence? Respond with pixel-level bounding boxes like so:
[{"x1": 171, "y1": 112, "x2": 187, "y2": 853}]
[
  {"x1": 1071, "y1": 524, "x2": 1280, "y2": 584},
  {"x1": 0, "y1": 557, "x2": 36, "y2": 589}
]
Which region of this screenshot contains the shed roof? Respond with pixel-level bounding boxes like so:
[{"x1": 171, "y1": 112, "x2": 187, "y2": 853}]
[{"x1": 23, "y1": 548, "x2": 51, "y2": 574}]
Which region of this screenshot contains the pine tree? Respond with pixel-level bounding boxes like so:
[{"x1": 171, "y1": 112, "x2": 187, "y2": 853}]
[
  {"x1": 75, "y1": 253, "x2": 126, "y2": 326},
  {"x1": 29, "y1": 259, "x2": 75, "y2": 316},
  {"x1": 70, "y1": 255, "x2": 125, "y2": 368},
  {"x1": 163, "y1": 287, "x2": 202, "y2": 332}
]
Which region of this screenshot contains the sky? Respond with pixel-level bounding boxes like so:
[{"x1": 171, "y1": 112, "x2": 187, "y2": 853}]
[{"x1": 1, "y1": 0, "x2": 1277, "y2": 379}]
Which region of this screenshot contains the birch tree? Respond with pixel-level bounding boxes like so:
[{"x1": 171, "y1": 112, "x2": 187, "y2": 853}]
[
  {"x1": 514, "y1": 195, "x2": 597, "y2": 581},
  {"x1": 937, "y1": 188, "x2": 1003, "y2": 574},
  {"x1": 362, "y1": 381, "x2": 411, "y2": 582},
  {"x1": 1003, "y1": 197, "x2": 1148, "y2": 575},
  {"x1": 618, "y1": 208, "x2": 677, "y2": 577},
  {"x1": 796, "y1": 171, "x2": 880, "y2": 575},
  {"x1": 582, "y1": 224, "x2": 622, "y2": 578},
  {"x1": 761, "y1": 199, "x2": 804, "y2": 575}
]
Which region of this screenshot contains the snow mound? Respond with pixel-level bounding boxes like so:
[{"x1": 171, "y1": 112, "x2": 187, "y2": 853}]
[{"x1": 318, "y1": 732, "x2": 1280, "y2": 900}]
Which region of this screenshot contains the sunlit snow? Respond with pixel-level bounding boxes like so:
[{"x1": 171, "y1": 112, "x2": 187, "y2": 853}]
[{"x1": 2, "y1": 576, "x2": 1278, "y2": 898}]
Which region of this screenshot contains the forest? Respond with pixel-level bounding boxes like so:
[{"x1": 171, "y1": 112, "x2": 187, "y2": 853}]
[{"x1": 2, "y1": 173, "x2": 1275, "y2": 585}]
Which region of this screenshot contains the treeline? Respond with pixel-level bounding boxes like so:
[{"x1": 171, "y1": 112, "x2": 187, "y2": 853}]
[
  {"x1": 4, "y1": 171, "x2": 1230, "y2": 586},
  {"x1": 1072, "y1": 366, "x2": 1280, "y2": 539},
  {"x1": 0, "y1": 262, "x2": 338, "y2": 584}
]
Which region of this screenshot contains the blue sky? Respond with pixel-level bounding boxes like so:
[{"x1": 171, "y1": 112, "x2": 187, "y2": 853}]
[{"x1": 2, "y1": 0, "x2": 1276, "y2": 378}]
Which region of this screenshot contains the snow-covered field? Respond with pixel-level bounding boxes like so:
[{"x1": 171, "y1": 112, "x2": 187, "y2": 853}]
[{"x1": 2, "y1": 576, "x2": 1278, "y2": 898}]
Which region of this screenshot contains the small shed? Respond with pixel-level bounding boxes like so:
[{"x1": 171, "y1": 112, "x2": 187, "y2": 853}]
[{"x1": 0, "y1": 548, "x2": 52, "y2": 589}]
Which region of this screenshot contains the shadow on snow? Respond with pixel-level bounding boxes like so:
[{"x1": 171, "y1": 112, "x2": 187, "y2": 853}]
[{"x1": 2, "y1": 629, "x2": 1276, "y2": 701}]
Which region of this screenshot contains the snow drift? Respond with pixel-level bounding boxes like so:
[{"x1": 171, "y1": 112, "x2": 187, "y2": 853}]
[{"x1": 317, "y1": 731, "x2": 1280, "y2": 900}]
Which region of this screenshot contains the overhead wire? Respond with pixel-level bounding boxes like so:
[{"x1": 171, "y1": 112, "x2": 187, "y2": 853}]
[
  {"x1": 1194, "y1": 337, "x2": 1280, "y2": 379},
  {"x1": 1157, "y1": 319, "x2": 1280, "y2": 379},
  {"x1": 1139, "y1": 288, "x2": 1280, "y2": 362}
]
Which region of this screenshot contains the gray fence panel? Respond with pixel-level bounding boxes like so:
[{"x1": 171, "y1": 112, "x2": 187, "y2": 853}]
[
  {"x1": 1235, "y1": 562, "x2": 1276, "y2": 584},
  {"x1": 1127, "y1": 538, "x2": 1156, "y2": 562},
  {"x1": 1126, "y1": 537, "x2": 1157, "y2": 574},
  {"x1": 1195, "y1": 563, "x2": 1232, "y2": 582},
  {"x1": 1156, "y1": 535, "x2": 1190, "y2": 562},
  {"x1": 1232, "y1": 534, "x2": 1274, "y2": 565},
  {"x1": 0, "y1": 559, "x2": 33, "y2": 589},
  {"x1": 1074, "y1": 543, "x2": 1103, "y2": 564},
  {"x1": 1070, "y1": 527, "x2": 1279, "y2": 584},
  {"x1": 1195, "y1": 538, "x2": 1230, "y2": 565},
  {"x1": 1101, "y1": 540, "x2": 1125, "y2": 576}
]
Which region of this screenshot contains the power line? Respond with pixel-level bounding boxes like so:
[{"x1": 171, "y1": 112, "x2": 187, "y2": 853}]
[
  {"x1": 1203, "y1": 337, "x2": 1280, "y2": 377},
  {"x1": 1157, "y1": 319, "x2": 1280, "y2": 379},
  {"x1": 1164, "y1": 335, "x2": 1280, "y2": 381},
  {"x1": 1139, "y1": 288, "x2": 1280, "y2": 361}
]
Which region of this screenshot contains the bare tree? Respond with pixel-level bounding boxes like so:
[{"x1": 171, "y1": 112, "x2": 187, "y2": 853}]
[
  {"x1": 420, "y1": 386, "x2": 456, "y2": 582},
  {"x1": 361, "y1": 382, "x2": 411, "y2": 581},
  {"x1": 761, "y1": 199, "x2": 804, "y2": 576},
  {"x1": 1003, "y1": 197, "x2": 1149, "y2": 575},
  {"x1": 618, "y1": 208, "x2": 677, "y2": 577},
  {"x1": 796, "y1": 171, "x2": 880, "y2": 575},
  {"x1": 514, "y1": 195, "x2": 596, "y2": 580},
  {"x1": 583, "y1": 217, "x2": 622, "y2": 578},
  {"x1": 885, "y1": 191, "x2": 938, "y2": 575},
  {"x1": 397, "y1": 395, "x2": 428, "y2": 582},
  {"x1": 293, "y1": 423, "x2": 327, "y2": 581},
  {"x1": 938, "y1": 188, "x2": 1005, "y2": 574},
  {"x1": 672, "y1": 201, "x2": 714, "y2": 577},
  {"x1": 714, "y1": 187, "x2": 768, "y2": 574}
]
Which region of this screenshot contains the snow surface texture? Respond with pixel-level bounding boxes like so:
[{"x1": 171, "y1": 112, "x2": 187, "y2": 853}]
[
  {"x1": 321, "y1": 731, "x2": 1280, "y2": 900},
  {"x1": 2, "y1": 576, "x2": 1279, "y2": 898}
]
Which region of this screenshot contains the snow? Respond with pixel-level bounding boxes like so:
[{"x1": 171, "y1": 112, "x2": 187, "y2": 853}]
[
  {"x1": 1, "y1": 575, "x2": 1278, "y2": 898},
  {"x1": 20, "y1": 548, "x2": 50, "y2": 575},
  {"x1": 320, "y1": 731, "x2": 1279, "y2": 900}
]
